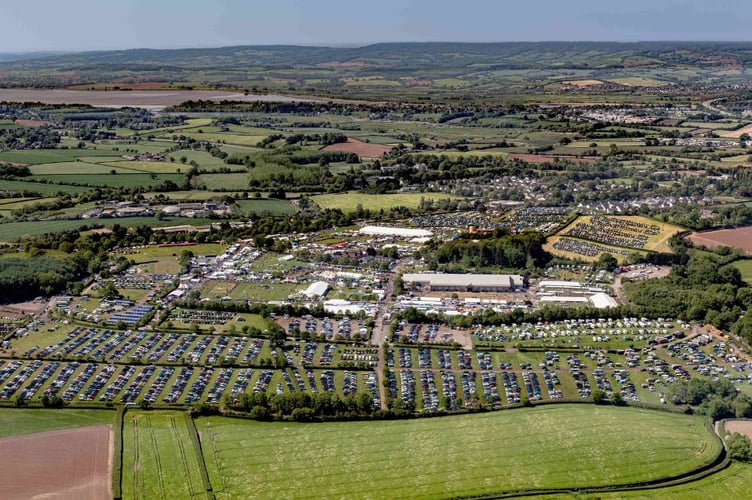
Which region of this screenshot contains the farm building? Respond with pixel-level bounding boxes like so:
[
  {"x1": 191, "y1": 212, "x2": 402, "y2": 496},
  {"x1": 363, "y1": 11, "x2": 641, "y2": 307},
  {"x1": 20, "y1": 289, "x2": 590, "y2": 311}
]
[
  {"x1": 589, "y1": 292, "x2": 618, "y2": 309},
  {"x1": 402, "y1": 273, "x2": 525, "y2": 292},
  {"x1": 302, "y1": 281, "x2": 329, "y2": 299},
  {"x1": 359, "y1": 225, "x2": 433, "y2": 238},
  {"x1": 539, "y1": 296, "x2": 589, "y2": 306},
  {"x1": 538, "y1": 280, "x2": 583, "y2": 292}
]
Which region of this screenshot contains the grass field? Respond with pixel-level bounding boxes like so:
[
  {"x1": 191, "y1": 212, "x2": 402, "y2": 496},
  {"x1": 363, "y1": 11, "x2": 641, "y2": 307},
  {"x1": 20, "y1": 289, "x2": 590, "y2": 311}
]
[
  {"x1": 122, "y1": 411, "x2": 210, "y2": 500},
  {"x1": 121, "y1": 243, "x2": 227, "y2": 274},
  {"x1": 0, "y1": 217, "x2": 215, "y2": 242},
  {"x1": 534, "y1": 462, "x2": 752, "y2": 499},
  {"x1": 0, "y1": 408, "x2": 114, "y2": 438},
  {"x1": 0, "y1": 179, "x2": 89, "y2": 195},
  {"x1": 234, "y1": 199, "x2": 298, "y2": 216},
  {"x1": 0, "y1": 148, "x2": 125, "y2": 164},
  {"x1": 732, "y1": 259, "x2": 752, "y2": 283},
  {"x1": 28, "y1": 161, "x2": 140, "y2": 175},
  {"x1": 30, "y1": 173, "x2": 185, "y2": 189},
  {"x1": 197, "y1": 405, "x2": 720, "y2": 499},
  {"x1": 311, "y1": 192, "x2": 462, "y2": 213}
]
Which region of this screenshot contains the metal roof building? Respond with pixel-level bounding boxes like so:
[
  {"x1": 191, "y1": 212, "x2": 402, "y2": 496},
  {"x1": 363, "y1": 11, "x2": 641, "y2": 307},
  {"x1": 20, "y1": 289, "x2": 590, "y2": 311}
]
[
  {"x1": 302, "y1": 281, "x2": 329, "y2": 299},
  {"x1": 402, "y1": 273, "x2": 525, "y2": 292},
  {"x1": 359, "y1": 225, "x2": 433, "y2": 238}
]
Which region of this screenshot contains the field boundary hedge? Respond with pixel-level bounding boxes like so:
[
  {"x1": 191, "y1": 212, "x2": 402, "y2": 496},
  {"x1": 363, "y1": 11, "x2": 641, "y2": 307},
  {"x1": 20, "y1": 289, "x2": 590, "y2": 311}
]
[
  {"x1": 447, "y1": 417, "x2": 728, "y2": 499},
  {"x1": 185, "y1": 412, "x2": 215, "y2": 499},
  {"x1": 112, "y1": 405, "x2": 125, "y2": 500}
]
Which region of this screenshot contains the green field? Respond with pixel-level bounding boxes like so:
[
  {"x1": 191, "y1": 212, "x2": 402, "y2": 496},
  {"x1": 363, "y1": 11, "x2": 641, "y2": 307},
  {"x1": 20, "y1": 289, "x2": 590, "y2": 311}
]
[
  {"x1": 0, "y1": 408, "x2": 114, "y2": 438},
  {"x1": 197, "y1": 405, "x2": 721, "y2": 499},
  {"x1": 311, "y1": 192, "x2": 462, "y2": 213},
  {"x1": 0, "y1": 148, "x2": 124, "y2": 164},
  {"x1": 28, "y1": 161, "x2": 140, "y2": 175},
  {"x1": 733, "y1": 259, "x2": 752, "y2": 284},
  {"x1": 535, "y1": 462, "x2": 752, "y2": 499},
  {"x1": 234, "y1": 198, "x2": 298, "y2": 216},
  {"x1": 0, "y1": 178, "x2": 89, "y2": 195},
  {"x1": 0, "y1": 217, "x2": 215, "y2": 242},
  {"x1": 122, "y1": 411, "x2": 210, "y2": 500},
  {"x1": 30, "y1": 173, "x2": 185, "y2": 189}
]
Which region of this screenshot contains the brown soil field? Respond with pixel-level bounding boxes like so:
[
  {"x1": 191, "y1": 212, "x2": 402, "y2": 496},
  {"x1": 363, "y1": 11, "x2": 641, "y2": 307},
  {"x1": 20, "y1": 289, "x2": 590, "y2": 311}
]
[
  {"x1": 15, "y1": 119, "x2": 55, "y2": 127},
  {"x1": 0, "y1": 424, "x2": 111, "y2": 500},
  {"x1": 508, "y1": 153, "x2": 597, "y2": 164},
  {"x1": 562, "y1": 79, "x2": 603, "y2": 87},
  {"x1": 719, "y1": 125, "x2": 752, "y2": 139},
  {"x1": 0, "y1": 88, "x2": 318, "y2": 109},
  {"x1": 725, "y1": 419, "x2": 752, "y2": 440},
  {"x1": 322, "y1": 138, "x2": 392, "y2": 158},
  {"x1": 687, "y1": 226, "x2": 752, "y2": 254},
  {"x1": 690, "y1": 128, "x2": 712, "y2": 135},
  {"x1": 0, "y1": 160, "x2": 29, "y2": 167},
  {"x1": 676, "y1": 170, "x2": 706, "y2": 176}
]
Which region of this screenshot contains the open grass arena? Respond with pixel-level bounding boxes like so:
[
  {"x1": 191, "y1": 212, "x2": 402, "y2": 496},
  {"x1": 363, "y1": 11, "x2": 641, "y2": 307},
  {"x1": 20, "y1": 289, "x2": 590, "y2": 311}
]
[{"x1": 195, "y1": 405, "x2": 721, "y2": 500}]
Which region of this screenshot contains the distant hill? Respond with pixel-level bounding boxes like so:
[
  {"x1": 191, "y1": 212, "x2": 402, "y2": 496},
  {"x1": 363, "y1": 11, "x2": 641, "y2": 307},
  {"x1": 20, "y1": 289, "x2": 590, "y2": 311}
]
[
  {"x1": 5, "y1": 41, "x2": 752, "y2": 70},
  {"x1": 2, "y1": 42, "x2": 752, "y2": 100},
  {"x1": 0, "y1": 52, "x2": 68, "y2": 63}
]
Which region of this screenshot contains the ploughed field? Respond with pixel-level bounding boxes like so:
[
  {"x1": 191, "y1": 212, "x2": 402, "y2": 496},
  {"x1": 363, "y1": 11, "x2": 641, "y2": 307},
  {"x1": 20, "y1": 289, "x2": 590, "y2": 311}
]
[
  {"x1": 0, "y1": 426, "x2": 112, "y2": 500},
  {"x1": 687, "y1": 226, "x2": 752, "y2": 254},
  {"x1": 196, "y1": 405, "x2": 720, "y2": 499}
]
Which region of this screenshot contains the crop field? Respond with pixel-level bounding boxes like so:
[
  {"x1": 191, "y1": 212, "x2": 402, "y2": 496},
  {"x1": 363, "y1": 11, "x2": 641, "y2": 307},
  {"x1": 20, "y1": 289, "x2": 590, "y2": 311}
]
[
  {"x1": 718, "y1": 124, "x2": 752, "y2": 139},
  {"x1": 197, "y1": 405, "x2": 720, "y2": 499},
  {"x1": 311, "y1": 192, "x2": 462, "y2": 213},
  {"x1": 0, "y1": 408, "x2": 115, "y2": 438},
  {"x1": 0, "y1": 424, "x2": 112, "y2": 500},
  {"x1": 688, "y1": 226, "x2": 752, "y2": 254},
  {"x1": 321, "y1": 138, "x2": 393, "y2": 158},
  {"x1": 122, "y1": 411, "x2": 209, "y2": 500}
]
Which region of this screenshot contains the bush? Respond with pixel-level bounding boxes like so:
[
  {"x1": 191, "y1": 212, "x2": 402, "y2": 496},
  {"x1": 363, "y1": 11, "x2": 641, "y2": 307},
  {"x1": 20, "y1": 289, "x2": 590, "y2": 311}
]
[{"x1": 728, "y1": 432, "x2": 752, "y2": 462}]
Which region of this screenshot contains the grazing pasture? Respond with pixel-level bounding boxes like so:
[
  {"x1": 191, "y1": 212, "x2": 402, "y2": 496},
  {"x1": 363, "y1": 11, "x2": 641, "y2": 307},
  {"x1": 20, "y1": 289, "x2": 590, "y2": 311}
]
[{"x1": 197, "y1": 405, "x2": 720, "y2": 499}]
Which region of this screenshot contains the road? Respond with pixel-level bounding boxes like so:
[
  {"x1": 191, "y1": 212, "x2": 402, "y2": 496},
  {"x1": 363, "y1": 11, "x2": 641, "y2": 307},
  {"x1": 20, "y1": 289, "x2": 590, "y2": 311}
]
[{"x1": 370, "y1": 262, "x2": 403, "y2": 409}]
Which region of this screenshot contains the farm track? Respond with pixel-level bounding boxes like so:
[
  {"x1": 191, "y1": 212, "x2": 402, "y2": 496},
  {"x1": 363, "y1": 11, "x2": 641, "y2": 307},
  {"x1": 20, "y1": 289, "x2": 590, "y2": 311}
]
[
  {"x1": 170, "y1": 415, "x2": 196, "y2": 498},
  {"x1": 145, "y1": 415, "x2": 167, "y2": 500},
  {"x1": 132, "y1": 416, "x2": 140, "y2": 500}
]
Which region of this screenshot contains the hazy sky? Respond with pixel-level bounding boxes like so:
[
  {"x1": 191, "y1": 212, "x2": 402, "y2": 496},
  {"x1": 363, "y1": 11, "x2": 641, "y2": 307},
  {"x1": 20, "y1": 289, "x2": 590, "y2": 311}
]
[{"x1": 1, "y1": 0, "x2": 751, "y2": 52}]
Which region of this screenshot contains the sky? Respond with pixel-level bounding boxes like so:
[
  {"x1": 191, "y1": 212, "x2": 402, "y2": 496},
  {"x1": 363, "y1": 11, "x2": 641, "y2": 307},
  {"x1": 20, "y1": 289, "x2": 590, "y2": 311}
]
[{"x1": 1, "y1": 0, "x2": 751, "y2": 52}]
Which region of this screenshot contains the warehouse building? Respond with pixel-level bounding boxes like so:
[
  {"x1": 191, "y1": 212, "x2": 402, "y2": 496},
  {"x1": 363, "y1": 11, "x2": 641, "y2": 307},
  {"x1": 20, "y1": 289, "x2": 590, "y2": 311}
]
[{"x1": 402, "y1": 273, "x2": 525, "y2": 292}]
